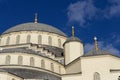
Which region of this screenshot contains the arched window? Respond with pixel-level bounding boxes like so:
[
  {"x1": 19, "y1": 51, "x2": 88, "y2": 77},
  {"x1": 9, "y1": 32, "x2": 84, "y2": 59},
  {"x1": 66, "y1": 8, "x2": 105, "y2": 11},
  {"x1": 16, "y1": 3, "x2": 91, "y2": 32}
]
[
  {"x1": 41, "y1": 59, "x2": 45, "y2": 68},
  {"x1": 48, "y1": 36, "x2": 52, "y2": 46},
  {"x1": 12, "y1": 78, "x2": 15, "y2": 80},
  {"x1": 51, "y1": 63, "x2": 54, "y2": 71},
  {"x1": 94, "y1": 72, "x2": 100, "y2": 80},
  {"x1": 16, "y1": 35, "x2": 20, "y2": 44},
  {"x1": 18, "y1": 56, "x2": 23, "y2": 65},
  {"x1": 118, "y1": 76, "x2": 120, "y2": 80},
  {"x1": 6, "y1": 55, "x2": 11, "y2": 65},
  {"x1": 59, "y1": 66, "x2": 61, "y2": 73},
  {"x1": 27, "y1": 35, "x2": 31, "y2": 43},
  {"x1": 0, "y1": 38, "x2": 1, "y2": 45},
  {"x1": 6, "y1": 37, "x2": 10, "y2": 45},
  {"x1": 38, "y1": 35, "x2": 42, "y2": 44},
  {"x1": 30, "y1": 57, "x2": 34, "y2": 66},
  {"x1": 58, "y1": 39, "x2": 61, "y2": 47}
]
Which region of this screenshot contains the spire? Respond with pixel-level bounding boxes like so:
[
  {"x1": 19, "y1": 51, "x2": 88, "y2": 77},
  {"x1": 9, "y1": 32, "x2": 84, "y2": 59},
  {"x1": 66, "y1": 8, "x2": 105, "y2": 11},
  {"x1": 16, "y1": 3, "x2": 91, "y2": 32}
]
[
  {"x1": 94, "y1": 36, "x2": 99, "y2": 51},
  {"x1": 34, "y1": 13, "x2": 38, "y2": 23},
  {"x1": 72, "y1": 26, "x2": 75, "y2": 37}
]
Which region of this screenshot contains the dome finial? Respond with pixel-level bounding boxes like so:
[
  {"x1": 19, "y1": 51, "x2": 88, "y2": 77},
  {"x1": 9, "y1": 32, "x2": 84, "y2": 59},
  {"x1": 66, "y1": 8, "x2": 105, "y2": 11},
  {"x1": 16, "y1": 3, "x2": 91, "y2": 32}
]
[
  {"x1": 34, "y1": 13, "x2": 38, "y2": 23},
  {"x1": 72, "y1": 26, "x2": 75, "y2": 37},
  {"x1": 94, "y1": 36, "x2": 99, "y2": 51}
]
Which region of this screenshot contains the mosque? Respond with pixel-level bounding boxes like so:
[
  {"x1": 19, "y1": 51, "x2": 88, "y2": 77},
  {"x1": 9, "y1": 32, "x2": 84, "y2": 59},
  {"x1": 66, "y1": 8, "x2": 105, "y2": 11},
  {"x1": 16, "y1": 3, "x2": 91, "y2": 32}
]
[{"x1": 0, "y1": 14, "x2": 120, "y2": 80}]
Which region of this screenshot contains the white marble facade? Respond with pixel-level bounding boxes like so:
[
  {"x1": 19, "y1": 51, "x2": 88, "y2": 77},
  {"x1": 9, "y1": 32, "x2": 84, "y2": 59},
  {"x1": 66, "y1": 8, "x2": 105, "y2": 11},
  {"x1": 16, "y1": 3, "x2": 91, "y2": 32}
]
[{"x1": 0, "y1": 22, "x2": 119, "y2": 80}]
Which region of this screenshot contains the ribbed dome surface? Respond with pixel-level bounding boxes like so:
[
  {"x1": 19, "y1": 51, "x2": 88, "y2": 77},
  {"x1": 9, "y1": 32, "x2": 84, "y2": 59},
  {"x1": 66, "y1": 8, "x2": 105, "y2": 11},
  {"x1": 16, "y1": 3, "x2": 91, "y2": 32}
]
[{"x1": 3, "y1": 22, "x2": 67, "y2": 36}]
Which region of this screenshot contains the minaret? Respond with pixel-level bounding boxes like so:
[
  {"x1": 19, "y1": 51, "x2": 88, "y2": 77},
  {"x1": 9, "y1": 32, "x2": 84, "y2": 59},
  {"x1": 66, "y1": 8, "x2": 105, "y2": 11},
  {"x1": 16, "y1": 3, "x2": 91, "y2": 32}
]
[
  {"x1": 63, "y1": 26, "x2": 84, "y2": 65},
  {"x1": 72, "y1": 26, "x2": 75, "y2": 37},
  {"x1": 94, "y1": 36, "x2": 99, "y2": 51},
  {"x1": 34, "y1": 13, "x2": 38, "y2": 23}
]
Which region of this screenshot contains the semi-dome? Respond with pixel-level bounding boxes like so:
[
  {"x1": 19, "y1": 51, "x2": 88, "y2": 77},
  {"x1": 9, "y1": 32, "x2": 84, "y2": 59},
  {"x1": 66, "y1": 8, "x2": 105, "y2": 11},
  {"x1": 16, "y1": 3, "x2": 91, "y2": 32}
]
[{"x1": 3, "y1": 22, "x2": 67, "y2": 36}]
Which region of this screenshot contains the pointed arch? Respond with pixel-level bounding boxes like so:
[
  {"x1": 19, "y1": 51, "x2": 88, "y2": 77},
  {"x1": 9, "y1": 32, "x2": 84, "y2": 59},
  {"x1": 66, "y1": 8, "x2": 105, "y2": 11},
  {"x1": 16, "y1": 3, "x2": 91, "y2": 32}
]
[
  {"x1": 6, "y1": 55, "x2": 11, "y2": 65},
  {"x1": 58, "y1": 39, "x2": 61, "y2": 47},
  {"x1": 6, "y1": 37, "x2": 10, "y2": 45},
  {"x1": 38, "y1": 35, "x2": 42, "y2": 44},
  {"x1": 41, "y1": 59, "x2": 45, "y2": 68},
  {"x1": 27, "y1": 35, "x2": 31, "y2": 43},
  {"x1": 48, "y1": 36, "x2": 52, "y2": 46},
  {"x1": 94, "y1": 72, "x2": 101, "y2": 80},
  {"x1": 18, "y1": 56, "x2": 23, "y2": 65},
  {"x1": 16, "y1": 35, "x2": 20, "y2": 44},
  {"x1": 30, "y1": 57, "x2": 34, "y2": 66}
]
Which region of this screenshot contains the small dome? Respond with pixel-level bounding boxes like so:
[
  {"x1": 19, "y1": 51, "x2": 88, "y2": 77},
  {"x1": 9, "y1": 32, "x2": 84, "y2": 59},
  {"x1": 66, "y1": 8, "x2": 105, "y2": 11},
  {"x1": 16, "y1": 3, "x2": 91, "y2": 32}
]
[
  {"x1": 3, "y1": 22, "x2": 67, "y2": 37},
  {"x1": 63, "y1": 37, "x2": 82, "y2": 46},
  {"x1": 84, "y1": 50, "x2": 113, "y2": 56}
]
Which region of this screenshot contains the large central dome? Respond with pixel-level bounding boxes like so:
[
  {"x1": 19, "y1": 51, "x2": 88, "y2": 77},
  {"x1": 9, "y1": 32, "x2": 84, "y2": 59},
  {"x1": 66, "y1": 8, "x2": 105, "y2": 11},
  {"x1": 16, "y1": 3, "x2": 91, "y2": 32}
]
[{"x1": 3, "y1": 22, "x2": 67, "y2": 36}]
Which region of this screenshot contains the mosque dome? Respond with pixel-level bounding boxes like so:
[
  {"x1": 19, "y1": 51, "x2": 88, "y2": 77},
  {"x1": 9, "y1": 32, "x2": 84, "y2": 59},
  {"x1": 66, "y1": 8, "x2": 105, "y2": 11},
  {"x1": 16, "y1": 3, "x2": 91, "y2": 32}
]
[{"x1": 3, "y1": 22, "x2": 67, "y2": 37}]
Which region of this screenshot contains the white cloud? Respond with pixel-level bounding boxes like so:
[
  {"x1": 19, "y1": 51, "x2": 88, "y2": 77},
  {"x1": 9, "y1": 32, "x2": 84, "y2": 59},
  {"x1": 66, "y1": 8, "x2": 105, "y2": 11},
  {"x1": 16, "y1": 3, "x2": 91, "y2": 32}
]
[
  {"x1": 67, "y1": 0, "x2": 96, "y2": 26},
  {"x1": 112, "y1": 34, "x2": 120, "y2": 44},
  {"x1": 84, "y1": 43, "x2": 94, "y2": 52},
  {"x1": 104, "y1": 44, "x2": 120, "y2": 56},
  {"x1": 105, "y1": 0, "x2": 120, "y2": 18},
  {"x1": 84, "y1": 41, "x2": 120, "y2": 56},
  {"x1": 67, "y1": 0, "x2": 120, "y2": 26}
]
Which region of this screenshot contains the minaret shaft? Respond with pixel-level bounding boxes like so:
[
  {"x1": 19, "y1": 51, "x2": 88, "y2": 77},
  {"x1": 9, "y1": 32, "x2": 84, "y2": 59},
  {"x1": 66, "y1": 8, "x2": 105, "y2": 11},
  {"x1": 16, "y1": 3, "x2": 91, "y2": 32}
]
[{"x1": 94, "y1": 36, "x2": 99, "y2": 51}]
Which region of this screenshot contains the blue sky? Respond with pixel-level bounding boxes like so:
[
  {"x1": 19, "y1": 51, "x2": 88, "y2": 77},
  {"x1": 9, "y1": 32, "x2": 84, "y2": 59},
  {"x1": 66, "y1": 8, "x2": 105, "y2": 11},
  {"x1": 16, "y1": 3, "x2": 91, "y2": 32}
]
[{"x1": 0, "y1": 0, "x2": 120, "y2": 56}]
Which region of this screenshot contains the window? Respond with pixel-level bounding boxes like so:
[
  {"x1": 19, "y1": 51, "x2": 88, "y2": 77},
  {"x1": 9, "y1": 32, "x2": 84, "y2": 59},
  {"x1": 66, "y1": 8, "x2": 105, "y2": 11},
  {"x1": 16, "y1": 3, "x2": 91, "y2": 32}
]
[
  {"x1": 48, "y1": 36, "x2": 52, "y2": 46},
  {"x1": 38, "y1": 35, "x2": 42, "y2": 44},
  {"x1": 16, "y1": 35, "x2": 20, "y2": 44},
  {"x1": 94, "y1": 72, "x2": 100, "y2": 80},
  {"x1": 6, "y1": 55, "x2": 11, "y2": 65},
  {"x1": 18, "y1": 56, "x2": 23, "y2": 65},
  {"x1": 27, "y1": 35, "x2": 31, "y2": 43},
  {"x1": 30, "y1": 57, "x2": 34, "y2": 66},
  {"x1": 118, "y1": 76, "x2": 120, "y2": 80},
  {"x1": 58, "y1": 39, "x2": 61, "y2": 47},
  {"x1": 12, "y1": 78, "x2": 15, "y2": 80},
  {"x1": 6, "y1": 37, "x2": 10, "y2": 45},
  {"x1": 0, "y1": 38, "x2": 1, "y2": 45},
  {"x1": 51, "y1": 63, "x2": 54, "y2": 71},
  {"x1": 59, "y1": 66, "x2": 61, "y2": 73},
  {"x1": 41, "y1": 59, "x2": 45, "y2": 68}
]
